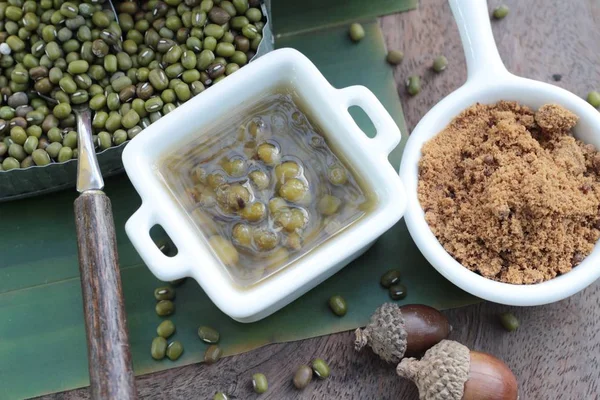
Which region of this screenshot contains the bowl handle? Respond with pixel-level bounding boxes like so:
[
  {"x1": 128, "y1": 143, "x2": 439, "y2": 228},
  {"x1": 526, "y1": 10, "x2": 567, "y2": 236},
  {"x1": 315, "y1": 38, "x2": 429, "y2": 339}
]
[
  {"x1": 125, "y1": 203, "x2": 190, "y2": 281},
  {"x1": 449, "y1": 0, "x2": 510, "y2": 83},
  {"x1": 337, "y1": 85, "x2": 401, "y2": 156}
]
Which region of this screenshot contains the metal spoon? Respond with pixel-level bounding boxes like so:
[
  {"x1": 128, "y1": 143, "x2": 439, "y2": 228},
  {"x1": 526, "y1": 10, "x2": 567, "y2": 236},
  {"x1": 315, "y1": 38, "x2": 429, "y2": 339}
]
[{"x1": 37, "y1": 2, "x2": 137, "y2": 397}]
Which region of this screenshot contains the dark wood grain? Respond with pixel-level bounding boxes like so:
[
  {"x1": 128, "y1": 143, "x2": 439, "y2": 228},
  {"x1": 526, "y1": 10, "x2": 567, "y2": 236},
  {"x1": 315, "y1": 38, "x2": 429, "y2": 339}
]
[
  {"x1": 74, "y1": 191, "x2": 137, "y2": 400},
  {"x1": 42, "y1": 0, "x2": 600, "y2": 399}
]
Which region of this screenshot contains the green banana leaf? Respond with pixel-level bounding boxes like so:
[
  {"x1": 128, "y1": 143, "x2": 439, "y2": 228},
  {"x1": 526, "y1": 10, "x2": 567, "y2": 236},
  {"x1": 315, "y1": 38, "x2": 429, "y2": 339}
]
[
  {"x1": 0, "y1": 19, "x2": 477, "y2": 400},
  {"x1": 272, "y1": 0, "x2": 418, "y2": 37}
]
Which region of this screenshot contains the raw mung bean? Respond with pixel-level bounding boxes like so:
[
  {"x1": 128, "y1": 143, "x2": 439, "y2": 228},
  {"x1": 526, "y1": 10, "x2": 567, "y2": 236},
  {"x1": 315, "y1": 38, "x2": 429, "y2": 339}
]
[
  {"x1": 386, "y1": 50, "x2": 404, "y2": 65},
  {"x1": 380, "y1": 269, "x2": 402, "y2": 288},
  {"x1": 311, "y1": 358, "x2": 330, "y2": 379},
  {"x1": 122, "y1": 110, "x2": 140, "y2": 129},
  {"x1": 349, "y1": 23, "x2": 365, "y2": 42},
  {"x1": 197, "y1": 326, "x2": 220, "y2": 344},
  {"x1": 62, "y1": 131, "x2": 77, "y2": 149},
  {"x1": 204, "y1": 345, "x2": 222, "y2": 364},
  {"x1": 293, "y1": 365, "x2": 313, "y2": 390},
  {"x1": 151, "y1": 336, "x2": 168, "y2": 360},
  {"x1": 241, "y1": 24, "x2": 258, "y2": 39},
  {"x1": 57, "y1": 146, "x2": 73, "y2": 162},
  {"x1": 145, "y1": 97, "x2": 164, "y2": 113},
  {"x1": 432, "y1": 55, "x2": 448, "y2": 72},
  {"x1": 97, "y1": 131, "x2": 112, "y2": 150},
  {"x1": 499, "y1": 312, "x2": 519, "y2": 332},
  {"x1": 46, "y1": 142, "x2": 63, "y2": 158},
  {"x1": 154, "y1": 286, "x2": 176, "y2": 301},
  {"x1": 166, "y1": 341, "x2": 184, "y2": 360},
  {"x1": 388, "y1": 283, "x2": 407, "y2": 300},
  {"x1": 157, "y1": 320, "x2": 176, "y2": 338},
  {"x1": 492, "y1": 5, "x2": 509, "y2": 19},
  {"x1": 105, "y1": 112, "x2": 122, "y2": 132},
  {"x1": 23, "y1": 136, "x2": 38, "y2": 154},
  {"x1": 252, "y1": 373, "x2": 268, "y2": 394},
  {"x1": 587, "y1": 91, "x2": 600, "y2": 108},
  {"x1": 21, "y1": 156, "x2": 34, "y2": 168},
  {"x1": 0, "y1": 0, "x2": 263, "y2": 171},
  {"x1": 107, "y1": 93, "x2": 120, "y2": 111},
  {"x1": 5, "y1": 145, "x2": 20, "y2": 162},
  {"x1": 328, "y1": 295, "x2": 347, "y2": 316},
  {"x1": 225, "y1": 63, "x2": 239, "y2": 75},
  {"x1": 3, "y1": 157, "x2": 21, "y2": 170},
  {"x1": 113, "y1": 129, "x2": 128, "y2": 145},
  {"x1": 155, "y1": 300, "x2": 175, "y2": 316},
  {"x1": 174, "y1": 83, "x2": 191, "y2": 101},
  {"x1": 67, "y1": 59, "x2": 89, "y2": 75},
  {"x1": 53, "y1": 103, "x2": 72, "y2": 119},
  {"x1": 10, "y1": 127, "x2": 27, "y2": 145},
  {"x1": 406, "y1": 75, "x2": 421, "y2": 96},
  {"x1": 32, "y1": 148, "x2": 51, "y2": 165}
]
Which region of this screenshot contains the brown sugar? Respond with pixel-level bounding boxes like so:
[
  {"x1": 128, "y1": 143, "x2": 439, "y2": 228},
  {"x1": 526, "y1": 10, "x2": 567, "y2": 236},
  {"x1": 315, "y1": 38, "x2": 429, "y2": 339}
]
[{"x1": 418, "y1": 101, "x2": 600, "y2": 284}]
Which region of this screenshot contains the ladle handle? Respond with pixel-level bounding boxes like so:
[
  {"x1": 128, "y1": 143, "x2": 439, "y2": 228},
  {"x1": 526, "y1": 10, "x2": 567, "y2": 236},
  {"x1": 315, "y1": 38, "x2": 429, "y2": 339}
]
[
  {"x1": 449, "y1": 0, "x2": 509, "y2": 82},
  {"x1": 75, "y1": 191, "x2": 138, "y2": 400}
]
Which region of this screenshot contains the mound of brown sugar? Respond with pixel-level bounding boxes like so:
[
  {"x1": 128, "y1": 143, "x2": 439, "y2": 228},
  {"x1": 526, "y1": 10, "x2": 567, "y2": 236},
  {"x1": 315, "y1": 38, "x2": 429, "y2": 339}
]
[{"x1": 418, "y1": 101, "x2": 600, "y2": 284}]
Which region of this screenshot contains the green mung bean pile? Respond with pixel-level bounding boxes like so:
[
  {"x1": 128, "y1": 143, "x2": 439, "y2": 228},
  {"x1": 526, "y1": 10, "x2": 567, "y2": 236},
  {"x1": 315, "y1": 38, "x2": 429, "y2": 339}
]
[{"x1": 0, "y1": 0, "x2": 265, "y2": 171}]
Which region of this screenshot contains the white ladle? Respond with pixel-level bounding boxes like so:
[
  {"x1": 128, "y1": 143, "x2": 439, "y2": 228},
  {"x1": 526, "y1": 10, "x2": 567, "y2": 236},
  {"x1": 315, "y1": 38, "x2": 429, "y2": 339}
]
[{"x1": 399, "y1": 0, "x2": 600, "y2": 306}]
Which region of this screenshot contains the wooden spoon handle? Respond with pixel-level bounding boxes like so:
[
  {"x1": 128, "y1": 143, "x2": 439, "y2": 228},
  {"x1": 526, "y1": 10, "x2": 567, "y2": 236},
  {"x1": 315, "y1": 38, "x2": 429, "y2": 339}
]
[{"x1": 74, "y1": 190, "x2": 137, "y2": 400}]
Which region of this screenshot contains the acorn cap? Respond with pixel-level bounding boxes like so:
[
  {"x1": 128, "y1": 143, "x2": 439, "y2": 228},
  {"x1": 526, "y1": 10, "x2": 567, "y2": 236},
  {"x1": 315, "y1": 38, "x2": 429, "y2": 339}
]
[
  {"x1": 354, "y1": 303, "x2": 407, "y2": 364},
  {"x1": 396, "y1": 340, "x2": 470, "y2": 400}
]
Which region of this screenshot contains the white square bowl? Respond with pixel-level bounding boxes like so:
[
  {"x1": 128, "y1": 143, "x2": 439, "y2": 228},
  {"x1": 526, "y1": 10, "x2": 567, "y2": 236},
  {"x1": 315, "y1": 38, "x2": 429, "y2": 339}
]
[{"x1": 122, "y1": 48, "x2": 406, "y2": 322}]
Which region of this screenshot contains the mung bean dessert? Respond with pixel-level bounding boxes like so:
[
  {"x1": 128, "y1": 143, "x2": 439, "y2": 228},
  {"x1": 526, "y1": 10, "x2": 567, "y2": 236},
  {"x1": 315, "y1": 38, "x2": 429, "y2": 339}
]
[
  {"x1": 159, "y1": 90, "x2": 375, "y2": 286},
  {"x1": 0, "y1": 0, "x2": 265, "y2": 171}
]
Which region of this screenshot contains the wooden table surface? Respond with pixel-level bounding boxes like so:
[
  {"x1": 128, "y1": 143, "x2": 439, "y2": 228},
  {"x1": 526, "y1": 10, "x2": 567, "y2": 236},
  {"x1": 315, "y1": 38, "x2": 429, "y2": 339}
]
[{"x1": 42, "y1": 0, "x2": 600, "y2": 399}]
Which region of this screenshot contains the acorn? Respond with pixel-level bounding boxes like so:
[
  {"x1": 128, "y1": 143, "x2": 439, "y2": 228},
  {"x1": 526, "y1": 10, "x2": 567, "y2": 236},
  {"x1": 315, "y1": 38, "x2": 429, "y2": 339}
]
[
  {"x1": 354, "y1": 303, "x2": 451, "y2": 364},
  {"x1": 397, "y1": 340, "x2": 518, "y2": 400}
]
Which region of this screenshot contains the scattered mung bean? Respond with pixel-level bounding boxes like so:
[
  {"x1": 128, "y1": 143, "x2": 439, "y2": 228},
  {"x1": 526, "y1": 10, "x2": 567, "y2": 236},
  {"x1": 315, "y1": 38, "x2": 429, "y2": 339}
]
[
  {"x1": 499, "y1": 312, "x2": 519, "y2": 332},
  {"x1": 157, "y1": 320, "x2": 176, "y2": 339},
  {"x1": 252, "y1": 373, "x2": 268, "y2": 394},
  {"x1": 293, "y1": 365, "x2": 313, "y2": 390},
  {"x1": 204, "y1": 344, "x2": 222, "y2": 364},
  {"x1": 388, "y1": 283, "x2": 407, "y2": 300},
  {"x1": 155, "y1": 300, "x2": 175, "y2": 316},
  {"x1": 349, "y1": 23, "x2": 365, "y2": 42},
  {"x1": 432, "y1": 55, "x2": 448, "y2": 72},
  {"x1": 328, "y1": 295, "x2": 347, "y2": 316},
  {"x1": 406, "y1": 75, "x2": 421, "y2": 96},
  {"x1": 311, "y1": 358, "x2": 330, "y2": 379},
  {"x1": 492, "y1": 5, "x2": 509, "y2": 19},
  {"x1": 151, "y1": 337, "x2": 168, "y2": 360},
  {"x1": 386, "y1": 50, "x2": 404, "y2": 65},
  {"x1": 166, "y1": 341, "x2": 184, "y2": 360},
  {"x1": 587, "y1": 91, "x2": 600, "y2": 108},
  {"x1": 154, "y1": 286, "x2": 176, "y2": 301},
  {"x1": 380, "y1": 269, "x2": 402, "y2": 288},
  {"x1": 198, "y1": 326, "x2": 220, "y2": 344}
]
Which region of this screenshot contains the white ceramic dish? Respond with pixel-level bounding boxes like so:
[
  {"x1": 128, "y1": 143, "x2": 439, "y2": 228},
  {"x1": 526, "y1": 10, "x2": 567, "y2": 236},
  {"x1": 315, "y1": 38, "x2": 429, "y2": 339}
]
[
  {"x1": 399, "y1": 0, "x2": 600, "y2": 306},
  {"x1": 123, "y1": 48, "x2": 406, "y2": 322}
]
